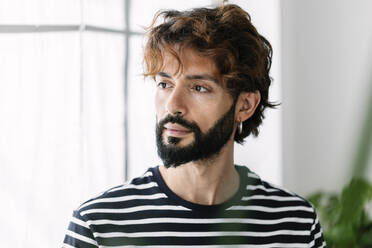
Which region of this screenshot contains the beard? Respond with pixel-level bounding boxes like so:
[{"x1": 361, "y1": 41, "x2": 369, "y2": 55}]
[{"x1": 156, "y1": 101, "x2": 236, "y2": 168}]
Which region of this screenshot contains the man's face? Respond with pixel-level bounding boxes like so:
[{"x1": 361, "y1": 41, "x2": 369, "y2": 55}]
[{"x1": 155, "y1": 47, "x2": 237, "y2": 167}]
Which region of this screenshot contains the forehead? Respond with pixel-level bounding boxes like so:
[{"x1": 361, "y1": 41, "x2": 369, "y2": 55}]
[{"x1": 160, "y1": 46, "x2": 220, "y2": 80}]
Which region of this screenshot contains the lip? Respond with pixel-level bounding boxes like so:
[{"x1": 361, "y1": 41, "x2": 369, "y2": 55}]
[{"x1": 164, "y1": 123, "x2": 192, "y2": 137}]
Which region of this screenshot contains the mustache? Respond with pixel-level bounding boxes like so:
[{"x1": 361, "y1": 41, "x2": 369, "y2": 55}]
[{"x1": 158, "y1": 114, "x2": 201, "y2": 133}]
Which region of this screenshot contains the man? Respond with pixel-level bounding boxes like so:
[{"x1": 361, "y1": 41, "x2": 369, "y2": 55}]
[{"x1": 63, "y1": 3, "x2": 325, "y2": 247}]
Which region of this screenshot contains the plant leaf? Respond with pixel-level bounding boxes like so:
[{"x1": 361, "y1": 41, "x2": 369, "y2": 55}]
[{"x1": 338, "y1": 178, "x2": 372, "y2": 226}]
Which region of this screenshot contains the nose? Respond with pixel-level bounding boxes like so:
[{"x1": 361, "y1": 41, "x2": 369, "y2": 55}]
[{"x1": 166, "y1": 85, "x2": 187, "y2": 116}]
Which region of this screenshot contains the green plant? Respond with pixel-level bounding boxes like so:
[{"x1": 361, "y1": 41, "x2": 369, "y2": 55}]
[{"x1": 308, "y1": 178, "x2": 372, "y2": 247}]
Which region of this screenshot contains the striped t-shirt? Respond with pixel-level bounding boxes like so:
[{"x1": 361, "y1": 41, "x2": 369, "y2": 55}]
[{"x1": 63, "y1": 165, "x2": 326, "y2": 247}]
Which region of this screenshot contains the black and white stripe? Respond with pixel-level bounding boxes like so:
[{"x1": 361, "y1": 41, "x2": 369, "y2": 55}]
[{"x1": 63, "y1": 165, "x2": 326, "y2": 247}]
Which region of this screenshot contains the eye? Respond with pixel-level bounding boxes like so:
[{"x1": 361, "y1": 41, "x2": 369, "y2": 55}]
[
  {"x1": 157, "y1": 82, "x2": 171, "y2": 89},
  {"x1": 194, "y1": 85, "x2": 209, "y2": 93}
]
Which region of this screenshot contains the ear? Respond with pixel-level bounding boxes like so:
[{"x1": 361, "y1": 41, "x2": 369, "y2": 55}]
[{"x1": 235, "y1": 91, "x2": 261, "y2": 122}]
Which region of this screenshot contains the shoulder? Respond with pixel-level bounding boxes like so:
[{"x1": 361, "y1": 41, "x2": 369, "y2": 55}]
[
  {"x1": 75, "y1": 167, "x2": 162, "y2": 215},
  {"x1": 235, "y1": 166, "x2": 326, "y2": 245},
  {"x1": 236, "y1": 165, "x2": 316, "y2": 213}
]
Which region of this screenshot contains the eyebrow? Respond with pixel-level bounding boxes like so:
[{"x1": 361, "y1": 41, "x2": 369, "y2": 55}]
[
  {"x1": 157, "y1": 72, "x2": 218, "y2": 84},
  {"x1": 157, "y1": 72, "x2": 172, "y2": 78},
  {"x1": 186, "y1": 74, "x2": 218, "y2": 84}
]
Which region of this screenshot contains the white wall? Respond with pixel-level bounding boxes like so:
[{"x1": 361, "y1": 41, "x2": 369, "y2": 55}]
[{"x1": 282, "y1": 0, "x2": 372, "y2": 196}]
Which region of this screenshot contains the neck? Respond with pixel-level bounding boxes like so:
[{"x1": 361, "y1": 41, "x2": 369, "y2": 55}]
[{"x1": 159, "y1": 140, "x2": 240, "y2": 205}]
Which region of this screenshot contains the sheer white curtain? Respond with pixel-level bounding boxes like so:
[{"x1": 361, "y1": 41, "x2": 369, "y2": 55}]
[{"x1": 0, "y1": 1, "x2": 125, "y2": 247}]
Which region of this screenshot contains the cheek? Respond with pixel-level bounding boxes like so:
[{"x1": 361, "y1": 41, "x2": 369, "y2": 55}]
[
  {"x1": 192, "y1": 105, "x2": 217, "y2": 132},
  {"x1": 155, "y1": 90, "x2": 170, "y2": 120},
  {"x1": 198, "y1": 100, "x2": 233, "y2": 130}
]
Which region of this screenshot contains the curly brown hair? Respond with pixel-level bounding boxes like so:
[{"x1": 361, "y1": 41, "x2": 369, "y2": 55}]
[{"x1": 144, "y1": 4, "x2": 278, "y2": 144}]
